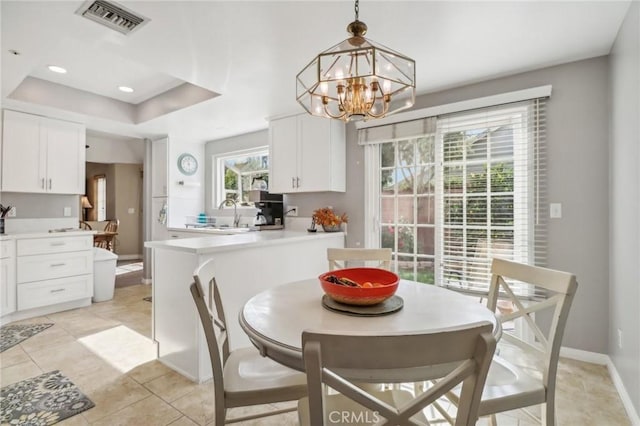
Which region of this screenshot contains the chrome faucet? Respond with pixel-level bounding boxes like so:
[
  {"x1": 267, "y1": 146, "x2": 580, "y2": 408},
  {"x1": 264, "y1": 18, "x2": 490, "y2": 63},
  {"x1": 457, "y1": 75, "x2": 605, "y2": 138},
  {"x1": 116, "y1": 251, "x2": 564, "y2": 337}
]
[{"x1": 218, "y1": 198, "x2": 241, "y2": 227}]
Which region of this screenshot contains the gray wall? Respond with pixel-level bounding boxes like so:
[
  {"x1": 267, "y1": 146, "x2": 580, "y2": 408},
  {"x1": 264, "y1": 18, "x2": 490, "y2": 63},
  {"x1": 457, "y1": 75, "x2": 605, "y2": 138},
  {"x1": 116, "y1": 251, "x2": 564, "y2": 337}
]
[
  {"x1": 609, "y1": 1, "x2": 639, "y2": 415},
  {"x1": 206, "y1": 56, "x2": 613, "y2": 355},
  {"x1": 291, "y1": 57, "x2": 612, "y2": 354}
]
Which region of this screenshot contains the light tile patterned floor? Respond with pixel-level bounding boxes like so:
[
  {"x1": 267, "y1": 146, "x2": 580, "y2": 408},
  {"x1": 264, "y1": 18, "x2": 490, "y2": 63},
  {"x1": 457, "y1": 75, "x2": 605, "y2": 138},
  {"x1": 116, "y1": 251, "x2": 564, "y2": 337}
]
[{"x1": 0, "y1": 284, "x2": 632, "y2": 425}]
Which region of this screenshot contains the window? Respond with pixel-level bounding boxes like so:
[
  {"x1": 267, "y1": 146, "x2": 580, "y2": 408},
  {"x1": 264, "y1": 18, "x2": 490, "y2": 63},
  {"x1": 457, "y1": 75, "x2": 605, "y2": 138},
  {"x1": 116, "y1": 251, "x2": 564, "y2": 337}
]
[
  {"x1": 214, "y1": 147, "x2": 268, "y2": 207},
  {"x1": 364, "y1": 99, "x2": 547, "y2": 295}
]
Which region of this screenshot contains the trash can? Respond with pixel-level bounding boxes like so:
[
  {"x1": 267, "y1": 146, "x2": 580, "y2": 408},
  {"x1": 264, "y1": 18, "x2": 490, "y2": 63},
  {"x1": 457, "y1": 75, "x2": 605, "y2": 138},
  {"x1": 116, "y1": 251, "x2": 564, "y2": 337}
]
[{"x1": 93, "y1": 247, "x2": 118, "y2": 302}]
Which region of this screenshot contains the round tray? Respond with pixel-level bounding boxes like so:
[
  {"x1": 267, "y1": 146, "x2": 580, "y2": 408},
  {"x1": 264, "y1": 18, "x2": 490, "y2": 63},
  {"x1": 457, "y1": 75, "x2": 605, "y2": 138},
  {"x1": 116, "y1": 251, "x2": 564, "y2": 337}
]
[{"x1": 321, "y1": 295, "x2": 404, "y2": 317}]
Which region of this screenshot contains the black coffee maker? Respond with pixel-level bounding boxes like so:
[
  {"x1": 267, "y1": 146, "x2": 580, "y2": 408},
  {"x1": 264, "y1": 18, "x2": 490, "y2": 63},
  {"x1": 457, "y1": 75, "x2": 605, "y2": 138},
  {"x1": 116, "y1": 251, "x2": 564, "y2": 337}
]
[{"x1": 248, "y1": 190, "x2": 284, "y2": 230}]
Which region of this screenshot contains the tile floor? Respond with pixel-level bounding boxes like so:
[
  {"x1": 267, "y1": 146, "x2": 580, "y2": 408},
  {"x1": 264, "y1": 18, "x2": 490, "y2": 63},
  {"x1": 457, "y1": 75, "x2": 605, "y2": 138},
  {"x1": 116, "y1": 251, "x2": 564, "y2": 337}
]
[{"x1": 0, "y1": 284, "x2": 631, "y2": 425}]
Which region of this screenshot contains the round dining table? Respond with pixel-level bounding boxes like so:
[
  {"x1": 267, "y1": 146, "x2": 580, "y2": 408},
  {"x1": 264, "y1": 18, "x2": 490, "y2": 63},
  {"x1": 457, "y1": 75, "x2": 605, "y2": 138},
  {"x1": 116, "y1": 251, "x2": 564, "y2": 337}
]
[{"x1": 239, "y1": 278, "x2": 501, "y2": 375}]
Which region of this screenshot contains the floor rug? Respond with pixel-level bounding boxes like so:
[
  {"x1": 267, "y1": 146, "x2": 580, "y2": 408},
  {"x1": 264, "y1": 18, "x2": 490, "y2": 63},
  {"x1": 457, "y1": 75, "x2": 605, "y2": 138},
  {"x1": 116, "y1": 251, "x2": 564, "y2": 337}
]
[
  {"x1": 0, "y1": 323, "x2": 54, "y2": 353},
  {"x1": 0, "y1": 370, "x2": 95, "y2": 425}
]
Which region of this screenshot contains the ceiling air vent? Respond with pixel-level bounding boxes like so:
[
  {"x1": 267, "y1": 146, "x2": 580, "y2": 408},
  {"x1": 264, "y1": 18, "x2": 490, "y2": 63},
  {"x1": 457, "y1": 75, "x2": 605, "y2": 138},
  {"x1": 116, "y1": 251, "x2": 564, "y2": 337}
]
[{"x1": 76, "y1": 0, "x2": 150, "y2": 35}]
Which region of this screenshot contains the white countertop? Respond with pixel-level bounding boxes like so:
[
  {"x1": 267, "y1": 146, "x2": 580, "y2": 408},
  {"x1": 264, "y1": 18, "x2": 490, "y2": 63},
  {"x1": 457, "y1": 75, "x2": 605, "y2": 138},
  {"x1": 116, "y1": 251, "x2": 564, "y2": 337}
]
[
  {"x1": 145, "y1": 230, "x2": 344, "y2": 254},
  {"x1": 0, "y1": 230, "x2": 95, "y2": 240}
]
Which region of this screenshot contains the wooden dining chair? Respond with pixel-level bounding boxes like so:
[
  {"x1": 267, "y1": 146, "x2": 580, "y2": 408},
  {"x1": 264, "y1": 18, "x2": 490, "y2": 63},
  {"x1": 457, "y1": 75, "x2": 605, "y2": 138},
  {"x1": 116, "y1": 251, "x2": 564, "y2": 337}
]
[
  {"x1": 191, "y1": 259, "x2": 308, "y2": 424},
  {"x1": 327, "y1": 248, "x2": 392, "y2": 271},
  {"x1": 79, "y1": 221, "x2": 92, "y2": 230},
  {"x1": 298, "y1": 322, "x2": 496, "y2": 426},
  {"x1": 447, "y1": 258, "x2": 578, "y2": 426}
]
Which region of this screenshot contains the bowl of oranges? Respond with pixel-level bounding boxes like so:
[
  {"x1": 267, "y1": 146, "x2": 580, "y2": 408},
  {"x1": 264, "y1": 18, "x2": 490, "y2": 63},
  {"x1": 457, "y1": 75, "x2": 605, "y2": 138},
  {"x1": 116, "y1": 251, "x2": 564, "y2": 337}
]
[{"x1": 318, "y1": 267, "x2": 399, "y2": 306}]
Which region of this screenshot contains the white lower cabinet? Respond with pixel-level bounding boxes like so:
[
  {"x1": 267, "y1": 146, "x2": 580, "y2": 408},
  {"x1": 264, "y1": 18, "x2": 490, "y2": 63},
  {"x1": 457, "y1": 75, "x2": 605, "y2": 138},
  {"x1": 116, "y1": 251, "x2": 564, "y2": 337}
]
[
  {"x1": 15, "y1": 235, "x2": 93, "y2": 313},
  {"x1": 0, "y1": 240, "x2": 16, "y2": 317}
]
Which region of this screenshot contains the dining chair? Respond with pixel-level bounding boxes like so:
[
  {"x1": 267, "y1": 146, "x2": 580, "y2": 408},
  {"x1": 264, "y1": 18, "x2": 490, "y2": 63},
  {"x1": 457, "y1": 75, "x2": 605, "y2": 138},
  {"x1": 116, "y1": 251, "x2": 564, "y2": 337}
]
[
  {"x1": 298, "y1": 322, "x2": 496, "y2": 426},
  {"x1": 96, "y1": 219, "x2": 119, "y2": 251},
  {"x1": 191, "y1": 259, "x2": 308, "y2": 425},
  {"x1": 79, "y1": 221, "x2": 92, "y2": 230},
  {"x1": 447, "y1": 258, "x2": 578, "y2": 426},
  {"x1": 327, "y1": 247, "x2": 392, "y2": 270}
]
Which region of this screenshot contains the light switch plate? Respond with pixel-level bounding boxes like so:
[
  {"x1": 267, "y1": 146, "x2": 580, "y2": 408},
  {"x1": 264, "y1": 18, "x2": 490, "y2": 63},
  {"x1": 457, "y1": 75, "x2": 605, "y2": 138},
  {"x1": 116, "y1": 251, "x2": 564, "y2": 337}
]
[
  {"x1": 128, "y1": 208, "x2": 135, "y2": 214},
  {"x1": 549, "y1": 203, "x2": 562, "y2": 218},
  {"x1": 63, "y1": 207, "x2": 72, "y2": 217}
]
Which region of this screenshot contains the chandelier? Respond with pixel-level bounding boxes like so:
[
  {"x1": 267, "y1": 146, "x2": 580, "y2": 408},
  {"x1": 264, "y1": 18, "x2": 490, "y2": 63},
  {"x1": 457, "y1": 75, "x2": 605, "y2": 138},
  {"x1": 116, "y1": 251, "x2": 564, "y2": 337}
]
[{"x1": 296, "y1": 0, "x2": 416, "y2": 122}]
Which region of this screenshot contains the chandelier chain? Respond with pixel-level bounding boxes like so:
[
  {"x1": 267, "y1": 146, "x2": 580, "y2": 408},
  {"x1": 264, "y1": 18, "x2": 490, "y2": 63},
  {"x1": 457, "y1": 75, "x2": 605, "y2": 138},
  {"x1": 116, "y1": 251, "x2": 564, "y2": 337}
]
[{"x1": 354, "y1": 0, "x2": 359, "y2": 21}]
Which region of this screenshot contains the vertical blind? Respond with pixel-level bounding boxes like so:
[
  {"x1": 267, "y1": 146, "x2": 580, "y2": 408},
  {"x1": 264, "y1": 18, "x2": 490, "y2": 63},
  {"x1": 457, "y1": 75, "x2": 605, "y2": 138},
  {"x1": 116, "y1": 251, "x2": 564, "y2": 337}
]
[{"x1": 436, "y1": 99, "x2": 547, "y2": 297}]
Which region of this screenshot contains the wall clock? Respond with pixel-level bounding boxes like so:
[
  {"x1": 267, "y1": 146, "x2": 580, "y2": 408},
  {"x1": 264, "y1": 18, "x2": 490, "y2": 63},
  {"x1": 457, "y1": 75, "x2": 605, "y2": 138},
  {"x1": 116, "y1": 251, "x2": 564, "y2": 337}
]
[{"x1": 178, "y1": 153, "x2": 198, "y2": 176}]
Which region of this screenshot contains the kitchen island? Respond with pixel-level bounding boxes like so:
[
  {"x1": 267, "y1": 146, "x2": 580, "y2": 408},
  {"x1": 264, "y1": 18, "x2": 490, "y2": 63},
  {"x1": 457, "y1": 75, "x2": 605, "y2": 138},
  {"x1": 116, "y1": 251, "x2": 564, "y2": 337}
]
[{"x1": 144, "y1": 230, "x2": 344, "y2": 382}]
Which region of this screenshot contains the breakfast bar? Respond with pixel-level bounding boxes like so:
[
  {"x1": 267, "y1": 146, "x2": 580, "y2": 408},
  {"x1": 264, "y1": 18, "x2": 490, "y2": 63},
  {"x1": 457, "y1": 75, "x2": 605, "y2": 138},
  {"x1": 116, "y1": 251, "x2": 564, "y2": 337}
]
[{"x1": 145, "y1": 230, "x2": 344, "y2": 382}]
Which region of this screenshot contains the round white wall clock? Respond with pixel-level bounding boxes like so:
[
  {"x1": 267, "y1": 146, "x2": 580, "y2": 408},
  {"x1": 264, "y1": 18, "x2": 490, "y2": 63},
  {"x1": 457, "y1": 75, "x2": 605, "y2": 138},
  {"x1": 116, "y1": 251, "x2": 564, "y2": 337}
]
[{"x1": 178, "y1": 153, "x2": 198, "y2": 176}]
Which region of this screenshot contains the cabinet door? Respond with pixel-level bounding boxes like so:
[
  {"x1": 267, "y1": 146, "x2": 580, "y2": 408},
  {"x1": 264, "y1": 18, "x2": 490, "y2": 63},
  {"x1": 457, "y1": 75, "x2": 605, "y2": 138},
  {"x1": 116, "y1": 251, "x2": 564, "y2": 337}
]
[
  {"x1": 44, "y1": 118, "x2": 85, "y2": 194},
  {"x1": 152, "y1": 138, "x2": 168, "y2": 197},
  {"x1": 298, "y1": 115, "x2": 333, "y2": 192},
  {"x1": 0, "y1": 257, "x2": 16, "y2": 316},
  {"x1": 1, "y1": 110, "x2": 46, "y2": 192},
  {"x1": 268, "y1": 116, "x2": 298, "y2": 193}
]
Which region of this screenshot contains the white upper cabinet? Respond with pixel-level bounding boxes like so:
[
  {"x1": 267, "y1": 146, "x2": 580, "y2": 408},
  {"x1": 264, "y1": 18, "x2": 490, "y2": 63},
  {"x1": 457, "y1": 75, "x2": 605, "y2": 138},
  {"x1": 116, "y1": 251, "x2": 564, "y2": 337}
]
[
  {"x1": 269, "y1": 113, "x2": 345, "y2": 193},
  {"x1": 1, "y1": 110, "x2": 85, "y2": 194}
]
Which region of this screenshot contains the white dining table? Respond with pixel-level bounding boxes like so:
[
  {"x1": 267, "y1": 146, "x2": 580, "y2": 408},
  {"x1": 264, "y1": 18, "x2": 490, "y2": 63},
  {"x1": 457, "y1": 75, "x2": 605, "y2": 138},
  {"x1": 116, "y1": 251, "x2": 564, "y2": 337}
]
[{"x1": 239, "y1": 278, "x2": 501, "y2": 377}]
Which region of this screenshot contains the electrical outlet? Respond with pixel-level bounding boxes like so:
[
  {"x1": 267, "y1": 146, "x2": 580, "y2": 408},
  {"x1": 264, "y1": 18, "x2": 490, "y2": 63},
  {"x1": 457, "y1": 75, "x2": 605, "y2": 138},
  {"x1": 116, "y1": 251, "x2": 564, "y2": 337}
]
[
  {"x1": 549, "y1": 203, "x2": 562, "y2": 218},
  {"x1": 8, "y1": 207, "x2": 16, "y2": 217},
  {"x1": 618, "y1": 329, "x2": 623, "y2": 349},
  {"x1": 287, "y1": 205, "x2": 298, "y2": 216}
]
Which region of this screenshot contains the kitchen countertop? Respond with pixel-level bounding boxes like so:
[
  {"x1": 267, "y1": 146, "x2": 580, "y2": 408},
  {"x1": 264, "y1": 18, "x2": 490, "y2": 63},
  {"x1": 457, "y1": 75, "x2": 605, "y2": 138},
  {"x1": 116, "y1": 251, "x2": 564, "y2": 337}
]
[
  {"x1": 0, "y1": 230, "x2": 95, "y2": 240},
  {"x1": 145, "y1": 230, "x2": 344, "y2": 255}
]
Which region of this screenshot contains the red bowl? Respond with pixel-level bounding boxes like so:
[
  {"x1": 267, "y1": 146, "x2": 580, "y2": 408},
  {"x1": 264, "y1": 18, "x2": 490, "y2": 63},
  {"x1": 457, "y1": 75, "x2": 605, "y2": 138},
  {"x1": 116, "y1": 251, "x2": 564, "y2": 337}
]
[{"x1": 319, "y1": 267, "x2": 399, "y2": 306}]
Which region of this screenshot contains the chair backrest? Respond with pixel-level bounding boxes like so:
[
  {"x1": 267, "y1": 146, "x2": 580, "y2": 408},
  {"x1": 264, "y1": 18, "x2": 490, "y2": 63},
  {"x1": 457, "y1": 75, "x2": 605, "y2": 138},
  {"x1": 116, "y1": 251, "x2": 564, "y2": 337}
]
[
  {"x1": 191, "y1": 260, "x2": 231, "y2": 419},
  {"x1": 302, "y1": 322, "x2": 496, "y2": 426},
  {"x1": 327, "y1": 248, "x2": 392, "y2": 271},
  {"x1": 79, "y1": 221, "x2": 92, "y2": 230},
  {"x1": 104, "y1": 219, "x2": 119, "y2": 233},
  {"x1": 486, "y1": 258, "x2": 578, "y2": 396}
]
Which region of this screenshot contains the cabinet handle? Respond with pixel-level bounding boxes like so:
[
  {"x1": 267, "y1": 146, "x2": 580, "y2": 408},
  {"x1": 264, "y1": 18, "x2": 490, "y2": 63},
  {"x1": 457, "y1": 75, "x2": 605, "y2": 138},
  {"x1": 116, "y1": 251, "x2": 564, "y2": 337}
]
[
  {"x1": 291, "y1": 177, "x2": 295, "y2": 189},
  {"x1": 50, "y1": 242, "x2": 66, "y2": 246},
  {"x1": 296, "y1": 177, "x2": 300, "y2": 188},
  {"x1": 48, "y1": 179, "x2": 52, "y2": 189},
  {"x1": 50, "y1": 288, "x2": 65, "y2": 293},
  {"x1": 50, "y1": 263, "x2": 66, "y2": 267},
  {"x1": 41, "y1": 178, "x2": 45, "y2": 189}
]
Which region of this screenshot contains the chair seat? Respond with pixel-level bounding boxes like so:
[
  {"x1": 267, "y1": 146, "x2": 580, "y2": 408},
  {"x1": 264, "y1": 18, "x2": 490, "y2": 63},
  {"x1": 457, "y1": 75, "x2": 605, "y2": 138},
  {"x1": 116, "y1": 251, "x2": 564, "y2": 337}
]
[
  {"x1": 224, "y1": 347, "x2": 307, "y2": 407},
  {"x1": 298, "y1": 388, "x2": 428, "y2": 426},
  {"x1": 477, "y1": 355, "x2": 546, "y2": 417}
]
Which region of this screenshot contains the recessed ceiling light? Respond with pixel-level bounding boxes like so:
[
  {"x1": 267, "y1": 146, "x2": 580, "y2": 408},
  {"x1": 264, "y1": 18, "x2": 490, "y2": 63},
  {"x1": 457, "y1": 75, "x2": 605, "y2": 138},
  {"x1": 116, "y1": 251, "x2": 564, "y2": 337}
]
[
  {"x1": 47, "y1": 65, "x2": 67, "y2": 74},
  {"x1": 118, "y1": 86, "x2": 134, "y2": 93}
]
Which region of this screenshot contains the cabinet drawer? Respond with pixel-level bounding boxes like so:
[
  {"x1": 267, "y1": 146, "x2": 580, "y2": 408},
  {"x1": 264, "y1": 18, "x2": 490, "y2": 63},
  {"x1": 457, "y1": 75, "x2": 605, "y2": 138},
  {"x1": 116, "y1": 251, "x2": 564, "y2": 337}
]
[
  {"x1": 17, "y1": 251, "x2": 93, "y2": 283},
  {"x1": 0, "y1": 239, "x2": 14, "y2": 259},
  {"x1": 17, "y1": 235, "x2": 92, "y2": 256},
  {"x1": 17, "y1": 274, "x2": 92, "y2": 311}
]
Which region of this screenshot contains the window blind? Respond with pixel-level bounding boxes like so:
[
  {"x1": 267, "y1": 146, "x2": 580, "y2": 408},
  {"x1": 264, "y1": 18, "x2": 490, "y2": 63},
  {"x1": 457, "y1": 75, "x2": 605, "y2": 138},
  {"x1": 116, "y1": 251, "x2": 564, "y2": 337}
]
[{"x1": 435, "y1": 99, "x2": 547, "y2": 298}]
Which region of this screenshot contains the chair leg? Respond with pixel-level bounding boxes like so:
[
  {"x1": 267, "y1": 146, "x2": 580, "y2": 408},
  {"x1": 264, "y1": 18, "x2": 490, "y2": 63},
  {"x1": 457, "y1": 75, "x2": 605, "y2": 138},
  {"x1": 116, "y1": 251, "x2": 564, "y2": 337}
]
[
  {"x1": 488, "y1": 414, "x2": 497, "y2": 426},
  {"x1": 542, "y1": 401, "x2": 555, "y2": 426}
]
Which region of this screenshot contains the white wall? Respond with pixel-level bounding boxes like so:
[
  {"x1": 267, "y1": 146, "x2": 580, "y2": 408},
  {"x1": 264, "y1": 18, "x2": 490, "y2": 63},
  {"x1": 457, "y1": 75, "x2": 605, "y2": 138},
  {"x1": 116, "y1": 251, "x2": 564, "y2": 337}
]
[
  {"x1": 86, "y1": 133, "x2": 144, "y2": 164},
  {"x1": 167, "y1": 140, "x2": 205, "y2": 228},
  {"x1": 609, "y1": 0, "x2": 640, "y2": 415}
]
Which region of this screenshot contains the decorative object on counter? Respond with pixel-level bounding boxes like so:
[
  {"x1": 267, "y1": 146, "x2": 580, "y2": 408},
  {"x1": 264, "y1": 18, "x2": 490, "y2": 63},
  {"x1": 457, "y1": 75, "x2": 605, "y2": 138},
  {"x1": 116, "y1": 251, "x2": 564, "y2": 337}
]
[
  {"x1": 307, "y1": 218, "x2": 317, "y2": 233},
  {"x1": 0, "y1": 204, "x2": 13, "y2": 235},
  {"x1": 296, "y1": 0, "x2": 415, "y2": 122},
  {"x1": 0, "y1": 323, "x2": 54, "y2": 353},
  {"x1": 312, "y1": 207, "x2": 347, "y2": 232},
  {"x1": 0, "y1": 370, "x2": 95, "y2": 425},
  {"x1": 177, "y1": 152, "x2": 198, "y2": 176}
]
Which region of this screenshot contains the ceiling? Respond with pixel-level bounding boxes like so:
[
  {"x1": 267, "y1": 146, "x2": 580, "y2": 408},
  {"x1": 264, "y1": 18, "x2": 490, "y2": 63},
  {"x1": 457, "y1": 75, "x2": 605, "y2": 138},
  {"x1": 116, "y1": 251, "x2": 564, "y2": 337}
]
[{"x1": 0, "y1": 0, "x2": 631, "y2": 144}]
